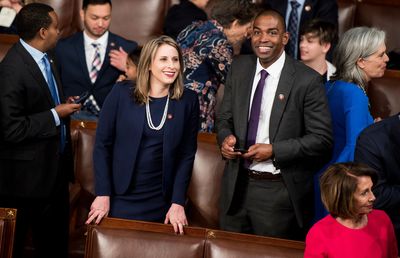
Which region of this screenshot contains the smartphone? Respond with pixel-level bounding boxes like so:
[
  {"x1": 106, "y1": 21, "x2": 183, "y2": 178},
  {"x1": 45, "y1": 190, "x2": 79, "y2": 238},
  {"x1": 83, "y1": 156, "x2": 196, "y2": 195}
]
[
  {"x1": 73, "y1": 91, "x2": 90, "y2": 104},
  {"x1": 234, "y1": 148, "x2": 248, "y2": 153}
]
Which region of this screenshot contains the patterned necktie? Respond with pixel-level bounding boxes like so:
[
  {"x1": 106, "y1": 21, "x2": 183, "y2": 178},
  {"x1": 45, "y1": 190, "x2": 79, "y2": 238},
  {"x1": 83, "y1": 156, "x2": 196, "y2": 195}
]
[
  {"x1": 287, "y1": 0, "x2": 301, "y2": 58},
  {"x1": 90, "y1": 43, "x2": 101, "y2": 83},
  {"x1": 42, "y1": 54, "x2": 66, "y2": 152},
  {"x1": 246, "y1": 70, "x2": 269, "y2": 148}
]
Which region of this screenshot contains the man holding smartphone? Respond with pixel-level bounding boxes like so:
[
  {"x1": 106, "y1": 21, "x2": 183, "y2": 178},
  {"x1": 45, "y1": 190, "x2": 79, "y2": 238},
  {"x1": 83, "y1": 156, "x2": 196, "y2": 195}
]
[
  {"x1": 216, "y1": 9, "x2": 332, "y2": 240},
  {"x1": 0, "y1": 4, "x2": 81, "y2": 257},
  {"x1": 55, "y1": 0, "x2": 137, "y2": 120}
]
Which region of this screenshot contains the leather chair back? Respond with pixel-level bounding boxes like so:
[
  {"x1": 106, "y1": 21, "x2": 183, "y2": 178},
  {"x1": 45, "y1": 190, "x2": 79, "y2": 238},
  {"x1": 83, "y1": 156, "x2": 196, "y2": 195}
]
[
  {"x1": 368, "y1": 71, "x2": 400, "y2": 119},
  {"x1": 187, "y1": 133, "x2": 225, "y2": 229},
  {"x1": 69, "y1": 121, "x2": 97, "y2": 257},
  {"x1": 354, "y1": 2, "x2": 400, "y2": 52},
  {"x1": 85, "y1": 218, "x2": 206, "y2": 258},
  {"x1": 109, "y1": 0, "x2": 171, "y2": 45},
  {"x1": 31, "y1": 0, "x2": 82, "y2": 38},
  {"x1": 85, "y1": 217, "x2": 305, "y2": 258},
  {"x1": 205, "y1": 230, "x2": 305, "y2": 258},
  {"x1": 337, "y1": 1, "x2": 356, "y2": 36},
  {"x1": 0, "y1": 208, "x2": 17, "y2": 258},
  {"x1": 0, "y1": 34, "x2": 18, "y2": 62}
]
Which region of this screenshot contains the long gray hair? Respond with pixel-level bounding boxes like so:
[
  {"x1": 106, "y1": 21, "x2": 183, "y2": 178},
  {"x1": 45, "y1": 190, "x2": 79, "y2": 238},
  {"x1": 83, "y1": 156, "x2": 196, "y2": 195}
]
[{"x1": 331, "y1": 27, "x2": 386, "y2": 89}]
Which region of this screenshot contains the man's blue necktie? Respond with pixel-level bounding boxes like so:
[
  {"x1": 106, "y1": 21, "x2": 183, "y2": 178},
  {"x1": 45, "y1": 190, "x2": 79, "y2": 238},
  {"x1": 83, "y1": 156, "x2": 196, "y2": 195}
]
[
  {"x1": 43, "y1": 54, "x2": 66, "y2": 152},
  {"x1": 287, "y1": 0, "x2": 301, "y2": 58}
]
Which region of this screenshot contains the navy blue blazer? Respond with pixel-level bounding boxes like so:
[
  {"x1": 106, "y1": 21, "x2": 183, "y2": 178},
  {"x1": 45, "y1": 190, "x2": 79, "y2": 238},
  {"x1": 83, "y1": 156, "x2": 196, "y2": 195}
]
[
  {"x1": 355, "y1": 114, "x2": 400, "y2": 231},
  {"x1": 93, "y1": 81, "x2": 199, "y2": 205},
  {"x1": 55, "y1": 31, "x2": 137, "y2": 107}
]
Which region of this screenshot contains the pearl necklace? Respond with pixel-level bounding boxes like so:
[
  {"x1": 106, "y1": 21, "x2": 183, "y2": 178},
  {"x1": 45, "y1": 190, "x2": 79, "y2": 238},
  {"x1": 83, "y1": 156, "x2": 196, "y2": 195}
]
[{"x1": 146, "y1": 94, "x2": 169, "y2": 130}]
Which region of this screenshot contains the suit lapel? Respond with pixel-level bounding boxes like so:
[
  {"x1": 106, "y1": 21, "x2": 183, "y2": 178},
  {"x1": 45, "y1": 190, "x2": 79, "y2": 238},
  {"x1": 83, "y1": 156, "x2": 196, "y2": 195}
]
[
  {"x1": 75, "y1": 32, "x2": 92, "y2": 87},
  {"x1": 16, "y1": 42, "x2": 55, "y2": 106},
  {"x1": 126, "y1": 99, "x2": 145, "y2": 161},
  {"x1": 96, "y1": 33, "x2": 113, "y2": 81},
  {"x1": 270, "y1": 55, "x2": 295, "y2": 142},
  {"x1": 48, "y1": 54, "x2": 65, "y2": 102},
  {"x1": 237, "y1": 56, "x2": 258, "y2": 140},
  {"x1": 163, "y1": 97, "x2": 175, "y2": 158}
]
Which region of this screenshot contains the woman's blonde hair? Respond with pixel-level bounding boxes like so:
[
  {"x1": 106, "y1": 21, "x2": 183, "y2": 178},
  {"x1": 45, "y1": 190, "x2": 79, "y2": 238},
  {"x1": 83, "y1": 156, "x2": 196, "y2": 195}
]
[{"x1": 134, "y1": 35, "x2": 184, "y2": 104}]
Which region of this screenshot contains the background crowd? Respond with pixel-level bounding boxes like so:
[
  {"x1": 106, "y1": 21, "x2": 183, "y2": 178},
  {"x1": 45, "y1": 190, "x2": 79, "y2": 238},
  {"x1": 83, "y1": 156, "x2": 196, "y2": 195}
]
[{"x1": 0, "y1": 0, "x2": 399, "y2": 257}]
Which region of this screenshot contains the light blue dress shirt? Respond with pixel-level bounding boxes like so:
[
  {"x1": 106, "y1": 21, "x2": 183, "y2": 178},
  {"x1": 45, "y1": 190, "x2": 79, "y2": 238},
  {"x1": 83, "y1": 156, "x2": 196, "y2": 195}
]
[{"x1": 20, "y1": 39, "x2": 61, "y2": 126}]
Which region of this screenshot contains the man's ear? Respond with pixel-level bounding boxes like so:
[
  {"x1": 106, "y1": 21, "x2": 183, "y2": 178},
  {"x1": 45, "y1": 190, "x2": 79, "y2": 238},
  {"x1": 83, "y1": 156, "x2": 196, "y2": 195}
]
[
  {"x1": 39, "y1": 27, "x2": 47, "y2": 40},
  {"x1": 282, "y1": 32, "x2": 289, "y2": 46},
  {"x1": 80, "y1": 9, "x2": 84, "y2": 22},
  {"x1": 321, "y1": 42, "x2": 331, "y2": 54}
]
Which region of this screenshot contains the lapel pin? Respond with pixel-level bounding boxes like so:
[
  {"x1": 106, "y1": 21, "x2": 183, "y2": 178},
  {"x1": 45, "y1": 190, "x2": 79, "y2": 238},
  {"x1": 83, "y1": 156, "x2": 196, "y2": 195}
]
[
  {"x1": 167, "y1": 114, "x2": 173, "y2": 119},
  {"x1": 305, "y1": 5, "x2": 311, "y2": 12},
  {"x1": 278, "y1": 94, "x2": 285, "y2": 101}
]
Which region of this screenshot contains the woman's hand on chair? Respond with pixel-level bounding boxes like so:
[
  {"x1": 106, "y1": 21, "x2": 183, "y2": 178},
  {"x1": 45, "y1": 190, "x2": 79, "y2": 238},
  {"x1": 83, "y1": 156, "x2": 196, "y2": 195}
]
[
  {"x1": 164, "y1": 203, "x2": 188, "y2": 235},
  {"x1": 86, "y1": 196, "x2": 110, "y2": 225}
]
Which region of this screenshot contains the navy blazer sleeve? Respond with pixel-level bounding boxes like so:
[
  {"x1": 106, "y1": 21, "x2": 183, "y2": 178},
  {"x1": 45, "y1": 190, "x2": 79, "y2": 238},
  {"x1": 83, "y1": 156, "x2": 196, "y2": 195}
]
[
  {"x1": 93, "y1": 82, "x2": 121, "y2": 196},
  {"x1": 171, "y1": 89, "x2": 199, "y2": 205}
]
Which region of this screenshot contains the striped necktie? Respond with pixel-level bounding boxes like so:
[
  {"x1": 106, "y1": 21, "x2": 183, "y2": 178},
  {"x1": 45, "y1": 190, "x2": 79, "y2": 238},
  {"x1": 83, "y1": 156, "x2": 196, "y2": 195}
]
[{"x1": 90, "y1": 43, "x2": 101, "y2": 83}]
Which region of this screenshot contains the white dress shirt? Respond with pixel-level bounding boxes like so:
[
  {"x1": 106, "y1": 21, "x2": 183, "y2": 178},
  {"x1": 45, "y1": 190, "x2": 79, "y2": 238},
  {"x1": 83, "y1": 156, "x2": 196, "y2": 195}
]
[
  {"x1": 248, "y1": 52, "x2": 286, "y2": 174},
  {"x1": 83, "y1": 30, "x2": 109, "y2": 74}
]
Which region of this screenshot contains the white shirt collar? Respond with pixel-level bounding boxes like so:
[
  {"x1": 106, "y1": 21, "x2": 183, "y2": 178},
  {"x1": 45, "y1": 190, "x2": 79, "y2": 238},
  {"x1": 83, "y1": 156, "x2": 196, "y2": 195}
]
[
  {"x1": 255, "y1": 51, "x2": 286, "y2": 78},
  {"x1": 19, "y1": 39, "x2": 45, "y2": 64},
  {"x1": 83, "y1": 30, "x2": 109, "y2": 49}
]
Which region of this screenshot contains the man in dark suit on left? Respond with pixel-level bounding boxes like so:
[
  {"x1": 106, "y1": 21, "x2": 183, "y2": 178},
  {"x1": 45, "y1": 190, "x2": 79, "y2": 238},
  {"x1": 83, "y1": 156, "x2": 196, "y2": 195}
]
[{"x1": 0, "y1": 3, "x2": 81, "y2": 258}]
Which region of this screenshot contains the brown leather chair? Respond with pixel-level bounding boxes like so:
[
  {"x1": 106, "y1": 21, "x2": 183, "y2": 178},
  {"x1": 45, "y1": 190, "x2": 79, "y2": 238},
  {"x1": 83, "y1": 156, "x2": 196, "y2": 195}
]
[
  {"x1": 368, "y1": 70, "x2": 400, "y2": 119},
  {"x1": 85, "y1": 218, "x2": 206, "y2": 258},
  {"x1": 74, "y1": 0, "x2": 172, "y2": 46},
  {"x1": 205, "y1": 230, "x2": 305, "y2": 258},
  {"x1": 30, "y1": 0, "x2": 82, "y2": 38},
  {"x1": 187, "y1": 133, "x2": 225, "y2": 229},
  {"x1": 0, "y1": 208, "x2": 17, "y2": 258},
  {"x1": 337, "y1": 0, "x2": 356, "y2": 36},
  {"x1": 69, "y1": 121, "x2": 97, "y2": 258},
  {"x1": 354, "y1": 2, "x2": 400, "y2": 52},
  {"x1": 0, "y1": 34, "x2": 18, "y2": 62},
  {"x1": 84, "y1": 217, "x2": 305, "y2": 258}
]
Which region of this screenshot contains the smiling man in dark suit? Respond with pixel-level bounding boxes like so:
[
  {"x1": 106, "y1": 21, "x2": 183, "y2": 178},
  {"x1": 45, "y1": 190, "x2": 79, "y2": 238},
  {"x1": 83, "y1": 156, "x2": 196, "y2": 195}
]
[
  {"x1": 55, "y1": 0, "x2": 137, "y2": 120},
  {"x1": 0, "y1": 3, "x2": 81, "y2": 257},
  {"x1": 216, "y1": 9, "x2": 332, "y2": 240}
]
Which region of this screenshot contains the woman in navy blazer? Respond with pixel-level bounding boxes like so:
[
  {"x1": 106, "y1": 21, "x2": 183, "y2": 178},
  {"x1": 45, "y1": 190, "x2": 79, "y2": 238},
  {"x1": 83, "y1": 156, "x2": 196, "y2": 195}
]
[{"x1": 86, "y1": 36, "x2": 199, "y2": 234}]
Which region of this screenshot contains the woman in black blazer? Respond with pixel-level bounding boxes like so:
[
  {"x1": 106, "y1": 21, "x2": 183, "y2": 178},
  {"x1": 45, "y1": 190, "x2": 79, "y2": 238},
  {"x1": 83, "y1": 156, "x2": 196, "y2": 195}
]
[{"x1": 86, "y1": 36, "x2": 199, "y2": 234}]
